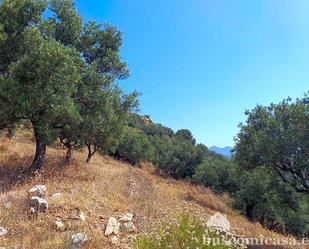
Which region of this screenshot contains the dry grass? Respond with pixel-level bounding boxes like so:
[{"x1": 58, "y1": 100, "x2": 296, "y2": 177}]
[{"x1": 0, "y1": 130, "x2": 306, "y2": 249}]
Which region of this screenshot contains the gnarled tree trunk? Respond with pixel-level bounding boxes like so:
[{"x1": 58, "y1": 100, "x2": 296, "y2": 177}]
[
  {"x1": 86, "y1": 143, "x2": 97, "y2": 163},
  {"x1": 25, "y1": 131, "x2": 46, "y2": 176},
  {"x1": 65, "y1": 144, "x2": 72, "y2": 164},
  {"x1": 60, "y1": 136, "x2": 73, "y2": 164}
]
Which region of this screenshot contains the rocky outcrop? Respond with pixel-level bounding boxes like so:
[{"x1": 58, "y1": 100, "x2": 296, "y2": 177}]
[
  {"x1": 104, "y1": 212, "x2": 137, "y2": 246},
  {"x1": 0, "y1": 227, "x2": 7, "y2": 237},
  {"x1": 54, "y1": 218, "x2": 65, "y2": 231},
  {"x1": 28, "y1": 185, "x2": 49, "y2": 215},
  {"x1": 206, "y1": 212, "x2": 231, "y2": 232},
  {"x1": 105, "y1": 217, "x2": 120, "y2": 236},
  {"x1": 70, "y1": 233, "x2": 88, "y2": 249},
  {"x1": 119, "y1": 213, "x2": 134, "y2": 223},
  {"x1": 29, "y1": 185, "x2": 47, "y2": 198}
]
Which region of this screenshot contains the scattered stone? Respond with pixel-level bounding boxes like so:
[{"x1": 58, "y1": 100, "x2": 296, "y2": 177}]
[
  {"x1": 123, "y1": 221, "x2": 136, "y2": 233},
  {"x1": 206, "y1": 212, "x2": 231, "y2": 232},
  {"x1": 3, "y1": 202, "x2": 11, "y2": 209},
  {"x1": 71, "y1": 233, "x2": 88, "y2": 249},
  {"x1": 0, "y1": 227, "x2": 7, "y2": 237},
  {"x1": 50, "y1": 192, "x2": 62, "y2": 200},
  {"x1": 29, "y1": 185, "x2": 47, "y2": 198},
  {"x1": 55, "y1": 218, "x2": 65, "y2": 231},
  {"x1": 110, "y1": 235, "x2": 119, "y2": 245},
  {"x1": 29, "y1": 196, "x2": 48, "y2": 213},
  {"x1": 119, "y1": 213, "x2": 133, "y2": 223},
  {"x1": 79, "y1": 212, "x2": 86, "y2": 221},
  {"x1": 105, "y1": 217, "x2": 120, "y2": 236},
  {"x1": 29, "y1": 207, "x2": 36, "y2": 214}
]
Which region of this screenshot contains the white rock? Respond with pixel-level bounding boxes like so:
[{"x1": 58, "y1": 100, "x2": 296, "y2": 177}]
[
  {"x1": 206, "y1": 212, "x2": 231, "y2": 232},
  {"x1": 29, "y1": 196, "x2": 48, "y2": 212},
  {"x1": 0, "y1": 227, "x2": 7, "y2": 237},
  {"x1": 55, "y1": 218, "x2": 65, "y2": 230},
  {"x1": 110, "y1": 235, "x2": 119, "y2": 245},
  {"x1": 105, "y1": 217, "x2": 120, "y2": 236},
  {"x1": 3, "y1": 202, "x2": 11, "y2": 209},
  {"x1": 50, "y1": 193, "x2": 62, "y2": 200},
  {"x1": 79, "y1": 212, "x2": 86, "y2": 221},
  {"x1": 29, "y1": 207, "x2": 36, "y2": 214},
  {"x1": 71, "y1": 233, "x2": 88, "y2": 249},
  {"x1": 29, "y1": 185, "x2": 47, "y2": 198},
  {"x1": 72, "y1": 233, "x2": 88, "y2": 243},
  {"x1": 119, "y1": 213, "x2": 133, "y2": 223},
  {"x1": 123, "y1": 221, "x2": 136, "y2": 233}
]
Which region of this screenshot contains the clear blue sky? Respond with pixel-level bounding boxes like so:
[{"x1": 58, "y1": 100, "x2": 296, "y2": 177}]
[{"x1": 75, "y1": 0, "x2": 309, "y2": 147}]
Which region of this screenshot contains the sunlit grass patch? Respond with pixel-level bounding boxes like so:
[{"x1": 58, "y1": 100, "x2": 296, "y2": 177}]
[{"x1": 135, "y1": 213, "x2": 236, "y2": 249}]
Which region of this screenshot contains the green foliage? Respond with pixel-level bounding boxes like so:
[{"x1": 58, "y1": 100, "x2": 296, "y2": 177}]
[
  {"x1": 193, "y1": 158, "x2": 239, "y2": 194},
  {"x1": 235, "y1": 93, "x2": 309, "y2": 193},
  {"x1": 175, "y1": 129, "x2": 196, "y2": 145},
  {"x1": 127, "y1": 114, "x2": 215, "y2": 178},
  {"x1": 0, "y1": 0, "x2": 137, "y2": 170},
  {"x1": 149, "y1": 137, "x2": 204, "y2": 178},
  {"x1": 233, "y1": 167, "x2": 308, "y2": 235},
  {"x1": 111, "y1": 127, "x2": 155, "y2": 165},
  {"x1": 4, "y1": 26, "x2": 81, "y2": 143},
  {"x1": 135, "y1": 213, "x2": 236, "y2": 249},
  {"x1": 49, "y1": 0, "x2": 82, "y2": 46}
]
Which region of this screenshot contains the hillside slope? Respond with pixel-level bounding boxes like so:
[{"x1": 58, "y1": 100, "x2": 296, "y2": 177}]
[{"x1": 0, "y1": 135, "x2": 305, "y2": 249}]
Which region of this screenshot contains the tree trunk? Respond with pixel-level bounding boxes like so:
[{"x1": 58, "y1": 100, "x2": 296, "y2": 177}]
[
  {"x1": 65, "y1": 145, "x2": 72, "y2": 164},
  {"x1": 86, "y1": 144, "x2": 96, "y2": 163},
  {"x1": 25, "y1": 132, "x2": 46, "y2": 176},
  {"x1": 245, "y1": 204, "x2": 254, "y2": 221}
]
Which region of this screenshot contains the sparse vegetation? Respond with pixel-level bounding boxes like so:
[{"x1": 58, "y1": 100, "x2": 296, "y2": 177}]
[
  {"x1": 0, "y1": 0, "x2": 308, "y2": 246},
  {"x1": 135, "y1": 213, "x2": 236, "y2": 249}
]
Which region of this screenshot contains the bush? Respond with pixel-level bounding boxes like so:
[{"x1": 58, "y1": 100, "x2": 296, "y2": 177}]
[
  {"x1": 134, "y1": 213, "x2": 236, "y2": 249},
  {"x1": 151, "y1": 139, "x2": 204, "y2": 179},
  {"x1": 193, "y1": 158, "x2": 239, "y2": 194},
  {"x1": 233, "y1": 167, "x2": 309, "y2": 235},
  {"x1": 112, "y1": 127, "x2": 154, "y2": 165}
]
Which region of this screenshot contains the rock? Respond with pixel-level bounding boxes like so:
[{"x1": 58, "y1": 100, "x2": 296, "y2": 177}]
[
  {"x1": 119, "y1": 213, "x2": 133, "y2": 223},
  {"x1": 71, "y1": 233, "x2": 88, "y2": 249},
  {"x1": 105, "y1": 217, "x2": 120, "y2": 236},
  {"x1": 29, "y1": 185, "x2": 47, "y2": 198},
  {"x1": 55, "y1": 218, "x2": 65, "y2": 231},
  {"x1": 29, "y1": 196, "x2": 48, "y2": 213},
  {"x1": 29, "y1": 207, "x2": 36, "y2": 214},
  {"x1": 50, "y1": 192, "x2": 62, "y2": 200},
  {"x1": 123, "y1": 221, "x2": 136, "y2": 233},
  {"x1": 79, "y1": 212, "x2": 86, "y2": 221},
  {"x1": 0, "y1": 227, "x2": 7, "y2": 237},
  {"x1": 206, "y1": 212, "x2": 231, "y2": 232},
  {"x1": 110, "y1": 235, "x2": 119, "y2": 245},
  {"x1": 3, "y1": 202, "x2": 11, "y2": 209}
]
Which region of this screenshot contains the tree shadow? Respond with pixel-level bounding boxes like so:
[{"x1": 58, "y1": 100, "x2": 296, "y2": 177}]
[
  {"x1": 0, "y1": 153, "x2": 32, "y2": 192},
  {"x1": 0, "y1": 149, "x2": 73, "y2": 193}
]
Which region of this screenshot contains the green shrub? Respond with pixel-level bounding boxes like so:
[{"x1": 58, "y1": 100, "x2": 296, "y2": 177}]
[
  {"x1": 193, "y1": 158, "x2": 239, "y2": 194},
  {"x1": 135, "y1": 214, "x2": 236, "y2": 249},
  {"x1": 112, "y1": 127, "x2": 154, "y2": 165}
]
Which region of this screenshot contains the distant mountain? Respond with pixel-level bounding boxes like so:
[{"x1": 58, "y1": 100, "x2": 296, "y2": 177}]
[{"x1": 209, "y1": 146, "x2": 234, "y2": 158}]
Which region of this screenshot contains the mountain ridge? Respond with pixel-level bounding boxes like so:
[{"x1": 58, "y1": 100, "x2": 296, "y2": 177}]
[{"x1": 209, "y1": 146, "x2": 234, "y2": 158}]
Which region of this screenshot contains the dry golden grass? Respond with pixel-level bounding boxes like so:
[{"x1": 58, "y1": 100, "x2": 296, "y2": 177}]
[{"x1": 0, "y1": 130, "x2": 306, "y2": 249}]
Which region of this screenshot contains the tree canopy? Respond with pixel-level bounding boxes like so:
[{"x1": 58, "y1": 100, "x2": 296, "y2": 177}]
[
  {"x1": 235, "y1": 93, "x2": 309, "y2": 193},
  {"x1": 0, "y1": 0, "x2": 137, "y2": 173}
]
